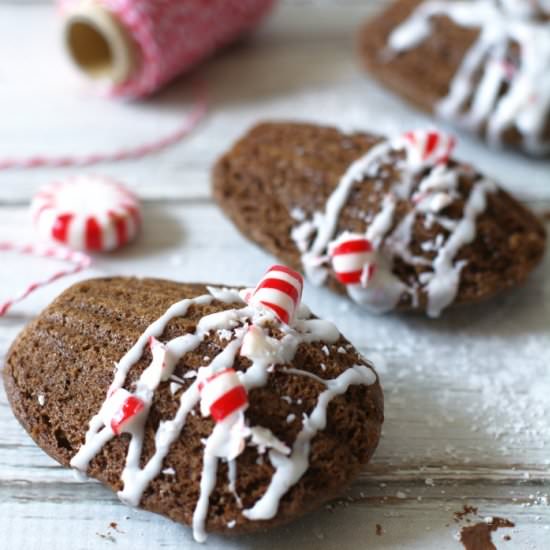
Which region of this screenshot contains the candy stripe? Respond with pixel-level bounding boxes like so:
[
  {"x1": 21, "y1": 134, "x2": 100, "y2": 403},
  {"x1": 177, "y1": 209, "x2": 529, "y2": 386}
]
[
  {"x1": 111, "y1": 395, "x2": 145, "y2": 435},
  {"x1": 197, "y1": 367, "x2": 234, "y2": 392},
  {"x1": 400, "y1": 129, "x2": 457, "y2": 168},
  {"x1": 331, "y1": 238, "x2": 372, "y2": 255},
  {"x1": 332, "y1": 251, "x2": 372, "y2": 273},
  {"x1": 109, "y1": 211, "x2": 128, "y2": 247},
  {"x1": 269, "y1": 264, "x2": 304, "y2": 286},
  {"x1": 253, "y1": 289, "x2": 296, "y2": 323},
  {"x1": 258, "y1": 300, "x2": 290, "y2": 324},
  {"x1": 199, "y1": 368, "x2": 248, "y2": 421},
  {"x1": 52, "y1": 213, "x2": 73, "y2": 242},
  {"x1": 255, "y1": 278, "x2": 300, "y2": 305},
  {"x1": 85, "y1": 217, "x2": 103, "y2": 251},
  {"x1": 334, "y1": 270, "x2": 363, "y2": 285},
  {"x1": 424, "y1": 131, "x2": 439, "y2": 158},
  {"x1": 209, "y1": 386, "x2": 248, "y2": 421}
]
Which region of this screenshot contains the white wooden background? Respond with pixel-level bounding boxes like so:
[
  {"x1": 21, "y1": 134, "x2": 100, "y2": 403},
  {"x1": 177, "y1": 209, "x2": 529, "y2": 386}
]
[{"x1": 1, "y1": 1, "x2": 549, "y2": 549}]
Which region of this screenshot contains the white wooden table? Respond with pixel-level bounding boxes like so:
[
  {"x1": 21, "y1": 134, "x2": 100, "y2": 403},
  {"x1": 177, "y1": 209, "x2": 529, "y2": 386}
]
[{"x1": 1, "y1": 1, "x2": 549, "y2": 548}]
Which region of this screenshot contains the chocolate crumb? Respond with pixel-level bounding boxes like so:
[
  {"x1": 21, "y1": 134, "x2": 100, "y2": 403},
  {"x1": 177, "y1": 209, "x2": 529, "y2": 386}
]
[
  {"x1": 376, "y1": 523, "x2": 384, "y2": 536},
  {"x1": 459, "y1": 517, "x2": 514, "y2": 550},
  {"x1": 454, "y1": 505, "x2": 479, "y2": 522}
]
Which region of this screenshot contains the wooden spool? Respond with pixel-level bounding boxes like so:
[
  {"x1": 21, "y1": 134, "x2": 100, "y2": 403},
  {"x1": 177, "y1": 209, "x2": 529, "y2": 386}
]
[{"x1": 63, "y1": 1, "x2": 137, "y2": 84}]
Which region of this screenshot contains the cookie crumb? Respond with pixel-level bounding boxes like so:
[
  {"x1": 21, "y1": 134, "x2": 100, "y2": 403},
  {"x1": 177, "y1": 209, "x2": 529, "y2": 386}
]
[
  {"x1": 454, "y1": 505, "x2": 478, "y2": 522},
  {"x1": 459, "y1": 517, "x2": 514, "y2": 550}
]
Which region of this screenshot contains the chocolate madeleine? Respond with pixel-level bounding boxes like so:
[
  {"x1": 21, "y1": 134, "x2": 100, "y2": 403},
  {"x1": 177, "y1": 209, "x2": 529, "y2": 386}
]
[
  {"x1": 359, "y1": 0, "x2": 550, "y2": 156},
  {"x1": 4, "y1": 276, "x2": 383, "y2": 542},
  {"x1": 212, "y1": 122, "x2": 546, "y2": 317}
]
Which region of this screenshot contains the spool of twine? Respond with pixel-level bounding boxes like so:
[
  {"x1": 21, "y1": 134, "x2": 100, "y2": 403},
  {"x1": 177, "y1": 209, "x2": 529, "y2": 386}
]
[{"x1": 59, "y1": 0, "x2": 276, "y2": 98}]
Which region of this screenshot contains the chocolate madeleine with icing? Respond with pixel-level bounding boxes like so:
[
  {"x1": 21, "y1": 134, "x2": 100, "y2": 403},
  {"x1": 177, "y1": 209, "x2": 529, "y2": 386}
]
[
  {"x1": 359, "y1": 0, "x2": 550, "y2": 156},
  {"x1": 4, "y1": 275, "x2": 383, "y2": 542},
  {"x1": 212, "y1": 122, "x2": 546, "y2": 317}
]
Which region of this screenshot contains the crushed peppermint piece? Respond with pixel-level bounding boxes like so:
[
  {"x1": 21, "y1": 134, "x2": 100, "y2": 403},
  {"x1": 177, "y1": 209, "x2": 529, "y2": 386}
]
[
  {"x1": 290, "y1": 207, "x2": 306, "y2": 221},
  {"x1": 217, "y1": 329, "x2": 233, "y2": 341}
]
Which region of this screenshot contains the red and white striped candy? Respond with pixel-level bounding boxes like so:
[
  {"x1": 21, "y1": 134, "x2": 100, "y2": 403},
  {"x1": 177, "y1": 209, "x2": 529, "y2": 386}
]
[
  {"x1": 102, "y1": 389, "x2": 146, "y2": 435},
  {"x1": 198, "y1": 368, "x2": 248, "y2": 422},
  {"x1": 31, "y1": 175, "x2": 141, "y2": 252},
  {"x1": 329, "y1": 233, "x2": 377, "y2": 286},
  {"x1": 247, "y1": 265, "x2": 303, "y2": 325},
  {"x1": 400, "y1": 129, "x2": 456, "y2": 169}
]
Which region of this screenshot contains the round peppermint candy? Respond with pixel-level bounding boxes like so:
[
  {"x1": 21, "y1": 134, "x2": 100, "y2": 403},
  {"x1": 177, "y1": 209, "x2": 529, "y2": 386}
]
[{"x1": 31, "y1": 175, "x2": 141, "y2": 252}]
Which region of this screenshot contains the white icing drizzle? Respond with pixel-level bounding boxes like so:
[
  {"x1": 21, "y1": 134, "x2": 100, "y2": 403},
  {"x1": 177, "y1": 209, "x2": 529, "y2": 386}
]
[
  {"x1": 243, "y1": 365, "x2": 376, "y2": 520},
  {"x1": 70, "y1": 286, "x2": 376, "y2": 542},
  {"x1": 426, "y1": 178, "x2": 497, "y2": 316},
  {"x1": 301, "y1": 141, "x2": 393, "y2": 286},
  {"x1": 290, "y1": 135, "x2": 497, "y2": 317},
  {"x1": 388, "y1": 0, "x2": 550, "y2": 155}
]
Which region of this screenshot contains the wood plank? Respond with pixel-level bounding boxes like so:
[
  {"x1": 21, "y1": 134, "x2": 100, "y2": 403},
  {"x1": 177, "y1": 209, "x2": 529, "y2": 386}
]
[
  {"x1": 1, "y1": 2, "x2": 549, "y2": 548},
  {"x1": 1, "y1": 473, "x2": 549, "y2": 549},
  {"x1": 0, "y1": 4, "x2": 549, "y2": 204}
]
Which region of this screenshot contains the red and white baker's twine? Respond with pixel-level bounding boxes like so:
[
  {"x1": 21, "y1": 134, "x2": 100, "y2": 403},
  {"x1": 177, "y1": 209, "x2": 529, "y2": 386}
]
[
  {"x1": 60, "y1": 0, "x2": 276, "y2": 99},
  {"x1": 247, "y1": 265, "x2": 304, "y2": 325},
  {"x1": 0, "y1": 81, "x2": 207, "y2": 171},
  {"x1": 0, "y1": 242, "x2": 91, "y2": 317}
]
